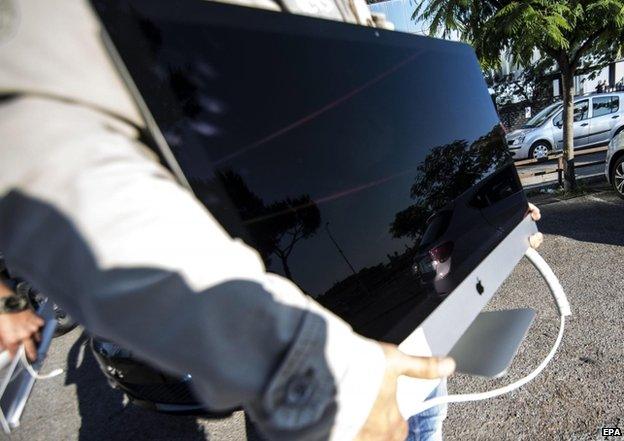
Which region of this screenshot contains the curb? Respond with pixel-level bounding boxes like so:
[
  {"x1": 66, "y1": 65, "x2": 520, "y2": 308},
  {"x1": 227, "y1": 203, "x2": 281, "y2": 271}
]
[
  {"x1": 523, "y1": 173, "x2": 606, "y2": 193},
  {"x1": 524, "y1": 174, "x2": 612, "y2": 205}
]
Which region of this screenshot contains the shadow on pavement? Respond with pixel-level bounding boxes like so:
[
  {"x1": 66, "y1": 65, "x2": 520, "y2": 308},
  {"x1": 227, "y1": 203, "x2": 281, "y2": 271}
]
[
  {"x1": 244, "y1": 414, "x2": 268, "y2": 441},
  {"x1": 537, "y1": 191, "x2": 624, "y2": 247},
  {"x1": 65, "y1": 332, "x2": 209, "y2": 441}
]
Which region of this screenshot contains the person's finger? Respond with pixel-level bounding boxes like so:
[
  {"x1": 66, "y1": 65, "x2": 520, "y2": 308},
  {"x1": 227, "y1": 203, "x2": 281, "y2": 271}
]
[
  {"x1": 7, "y1": 342, "x2": 19, "y2": 359},
  {"x1": 31, "y1": 315, "x2": 45, "y2": 328},
  {"x1": 394, "y1": 353, "x2": 455, "y2": 379},
  {"x1": 395, "y1": 422, "x2": 408, "y2": 441},
  {"x1": 3, "y1": 332, "x2": 20, "y2": 347},
  {"x1": 28, "y1": 320, "x2": 43, "y2": 333},
  {"x1": 14, "y1": 328, "x2": 32, "y2": 342},
  {"x1": 529, "y1": 232, "x2": 544, "y2": 249},
  {"x1": 23, "y1": 338, "x2": 38, "y2": 362},
  {"x1": 528, "y1": 202, "x2": 541, "y2": 221}
]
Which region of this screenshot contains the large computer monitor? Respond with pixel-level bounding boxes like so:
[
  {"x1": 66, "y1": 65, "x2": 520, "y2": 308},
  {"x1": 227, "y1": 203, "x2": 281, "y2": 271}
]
[{"x1": 91, "y1": 0, "x2": 536, "y2": 360}]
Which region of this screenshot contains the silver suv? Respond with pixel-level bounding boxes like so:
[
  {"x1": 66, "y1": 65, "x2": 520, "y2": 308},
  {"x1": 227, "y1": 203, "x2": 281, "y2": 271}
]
[
  {"x1": 506, "y1": 92, "x2": 624, "y2": 160},
  {"x1": 605, "y1": 129, "x2": 624, "y2": 198}
]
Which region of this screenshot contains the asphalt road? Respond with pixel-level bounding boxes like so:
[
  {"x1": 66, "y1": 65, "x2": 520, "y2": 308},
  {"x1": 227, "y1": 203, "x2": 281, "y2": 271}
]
[{"x1": 8, "y1": 187, "x2": 624, "y2": 441}]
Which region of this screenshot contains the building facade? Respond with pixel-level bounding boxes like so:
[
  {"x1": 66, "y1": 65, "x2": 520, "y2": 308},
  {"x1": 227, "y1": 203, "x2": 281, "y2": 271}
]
[{"x1": 368, "y1": 0, "x2": 624, "y2": 100}]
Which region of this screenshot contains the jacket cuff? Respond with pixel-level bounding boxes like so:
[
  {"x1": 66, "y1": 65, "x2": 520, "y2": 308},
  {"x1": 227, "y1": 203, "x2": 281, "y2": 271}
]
[
  {"x1": 248, "y1": 303, "x2": 386, "y2": 440},
  {"x1": 327, "y1": 327, "x2": 386, "y2": 440}
]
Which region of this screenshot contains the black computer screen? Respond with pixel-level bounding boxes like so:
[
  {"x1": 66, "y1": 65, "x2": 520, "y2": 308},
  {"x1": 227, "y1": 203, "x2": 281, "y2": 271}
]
[{"x1": 92, "y1": 0, "x2": 527, "y2": 343}]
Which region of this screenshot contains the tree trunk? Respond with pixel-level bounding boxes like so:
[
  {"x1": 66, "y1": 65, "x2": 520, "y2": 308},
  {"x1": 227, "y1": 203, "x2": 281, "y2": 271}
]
[
  {"x1": 279, "y1": 255, "x2": 293, "y2": 280},
  {"x1": 560, "y1": 68, "x2": 577, "y2": 191}
]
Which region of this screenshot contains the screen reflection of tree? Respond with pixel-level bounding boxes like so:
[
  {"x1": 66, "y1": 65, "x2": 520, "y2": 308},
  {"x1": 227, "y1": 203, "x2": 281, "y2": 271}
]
[
  {"x1": 216, "y1": 170, "x2": 321, "y2": 280},
  {"x1": 317, "y1": 125, "x2": 511, "y2": 341},
  {"x1": 391, "y1": 125, "x2": 509, "y2": 240}
]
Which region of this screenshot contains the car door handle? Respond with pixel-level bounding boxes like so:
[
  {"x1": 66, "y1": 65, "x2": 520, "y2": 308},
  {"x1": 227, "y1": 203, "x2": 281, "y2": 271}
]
[
  {"x1": 612, "y1": 115, "x2": 620, "y2": 119},
  {"x1": 580, "y1": 122, "x2": 588, "y2": 126}
]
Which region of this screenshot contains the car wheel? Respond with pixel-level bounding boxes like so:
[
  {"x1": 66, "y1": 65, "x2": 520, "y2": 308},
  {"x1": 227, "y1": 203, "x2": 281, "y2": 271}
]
[
  {"x1": 611, "y1": 156, "x2": 624, "y2": 200},
  {"x1": 529, "y1": 142, "x2": 550, "y2": 161}
]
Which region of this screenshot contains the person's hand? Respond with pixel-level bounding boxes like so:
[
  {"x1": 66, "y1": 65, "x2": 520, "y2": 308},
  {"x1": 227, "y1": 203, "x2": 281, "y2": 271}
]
[
  {"x1": 527, "y1": 203, "x2": 543, "y2": 249},
  {"x1": 355, "y1": 343, "x2": 455, "y2": 441},
  {"x1": 0, "y1": 284, "x2": 44, "y2": 361},
  {"x1": 0, "y1": 309, "x2": 43, "y2": 361},
  {"x1": 528, "y1": 203, "x2": 541, "y2": 222}
]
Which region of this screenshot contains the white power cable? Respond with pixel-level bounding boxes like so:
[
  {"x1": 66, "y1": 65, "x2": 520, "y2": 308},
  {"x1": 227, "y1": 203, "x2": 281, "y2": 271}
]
[
  {"x1": 413, "y1": 247, "x2": 571, "y2": 414},
  {"x1": 16, "y1": 345, "x2": 64, "y2": 380},
  {"x1": 0, "y1": 346, "x2": 63, "y2": 382}
]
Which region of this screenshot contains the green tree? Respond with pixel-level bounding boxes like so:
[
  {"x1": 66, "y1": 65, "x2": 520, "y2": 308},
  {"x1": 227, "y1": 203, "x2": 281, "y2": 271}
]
[
  {"x1": 485, "y1": 57, "x2": 556, "y2": 107},
  {"x1": 415, "y1": 0, "x2": 624, "y2": 190},
  {"x1": 263, "y1": 195, "x2": 321, "y2": 279},
  {"x1": 391, "y1": 126, "x2": 509, "y2": 239}
]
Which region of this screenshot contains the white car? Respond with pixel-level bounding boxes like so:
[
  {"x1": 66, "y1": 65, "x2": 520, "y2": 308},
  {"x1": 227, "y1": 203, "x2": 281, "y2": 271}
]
[
  {"x1": 506, "y1": 93, "x2": 624, "y2": 160},
  {"x1": 605, "y1": 129, "x2": 624, "y2": 198}
]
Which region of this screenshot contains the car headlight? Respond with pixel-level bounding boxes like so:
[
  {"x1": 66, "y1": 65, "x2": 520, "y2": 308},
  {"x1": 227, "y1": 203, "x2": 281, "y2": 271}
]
[{"x1": 514, "y1": 135, "x2": 526, "y2": 145}]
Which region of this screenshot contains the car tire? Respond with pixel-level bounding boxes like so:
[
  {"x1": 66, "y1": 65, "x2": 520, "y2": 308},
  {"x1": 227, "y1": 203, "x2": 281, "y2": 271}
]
[
  {"x1": 610, "y1": 156, "x2": 624, "y2": 200},
  {"x1": 529, "y1": 142, "x2": 551, "y2": 161}
]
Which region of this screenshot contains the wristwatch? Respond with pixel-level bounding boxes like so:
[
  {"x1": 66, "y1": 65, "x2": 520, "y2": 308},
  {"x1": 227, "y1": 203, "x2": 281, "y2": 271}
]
[{"x1": 0, "y1": 293, "x2": 29, "y2": 314}]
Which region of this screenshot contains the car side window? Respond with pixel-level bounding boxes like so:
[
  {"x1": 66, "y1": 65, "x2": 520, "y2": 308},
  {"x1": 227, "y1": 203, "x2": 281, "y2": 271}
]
[
  {"x1": 552, "y1": 99, "x2": 591, "y2": 126},
  {"x1": 573, "y1": 100, "x2": 589, "y2": 122},
  {"x1": 592, "y1": 96, "x2": 619, "y2": 118},
  {"x1": 553, "y1": 112, "x2": 562, "y2": 127}
]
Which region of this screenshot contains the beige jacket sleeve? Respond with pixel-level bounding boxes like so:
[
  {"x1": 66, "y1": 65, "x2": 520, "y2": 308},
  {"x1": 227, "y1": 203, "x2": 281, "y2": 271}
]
[{"x1": 0, "y1": 95, "x2": 386, "y2": 440}]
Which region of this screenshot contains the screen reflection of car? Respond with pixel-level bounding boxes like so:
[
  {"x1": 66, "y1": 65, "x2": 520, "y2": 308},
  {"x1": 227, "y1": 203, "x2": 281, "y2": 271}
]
[
  {"x1": 506, "y1": 92, "x2": 624, "y2": 160},
  {"x1": 415, "y1": 166, "x2": 523, "y2": 298}
]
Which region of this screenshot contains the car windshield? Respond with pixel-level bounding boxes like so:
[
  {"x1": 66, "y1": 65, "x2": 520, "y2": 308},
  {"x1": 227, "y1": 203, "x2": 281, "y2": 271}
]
[{"x1": 522, "y1": 103, "x2": 562, "y2": 128}]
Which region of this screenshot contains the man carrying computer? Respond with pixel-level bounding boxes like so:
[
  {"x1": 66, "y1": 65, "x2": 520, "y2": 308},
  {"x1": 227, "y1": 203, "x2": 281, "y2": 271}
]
[{"x1": 0, "y1": 1, "x2": 543, "y2": 440}]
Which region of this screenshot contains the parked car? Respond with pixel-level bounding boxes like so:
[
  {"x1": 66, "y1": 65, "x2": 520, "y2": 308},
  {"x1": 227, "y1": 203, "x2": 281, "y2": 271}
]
[
  {"x1": 605, "y1": 128, "x2": 624, "y2": 198},
  {"x1": 506, "y1": 92, "x2": 624, "y2": 160}
]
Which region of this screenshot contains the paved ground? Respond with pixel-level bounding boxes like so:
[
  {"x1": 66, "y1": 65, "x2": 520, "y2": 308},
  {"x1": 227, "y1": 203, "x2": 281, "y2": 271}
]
[
  {"x1": 9, "y1": 329, "x2": 259, "y2": 441},
  {"x1": 8, "y1": 186, "x2": 624, "y2": 441}
]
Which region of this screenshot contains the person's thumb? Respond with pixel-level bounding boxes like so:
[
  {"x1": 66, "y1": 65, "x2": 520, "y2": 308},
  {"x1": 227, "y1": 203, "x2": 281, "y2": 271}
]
[{"x1": 394, "y1": 353, "x2": 455, "y2": 379}]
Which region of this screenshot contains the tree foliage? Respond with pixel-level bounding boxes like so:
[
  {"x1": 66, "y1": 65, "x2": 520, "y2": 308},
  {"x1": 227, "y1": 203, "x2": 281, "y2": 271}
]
[
  {"x1": 486, "y1": 57, "x2": 556, "y2": 106},
  {"x1": 415, "y1": 1, "x2": 624, "y2": 69},
  {"x1": 414, "y1": 0, "x2": 624, "y2": 189},
  {"x1": 216, "y1": 170, "x2": 321, "y2": 279},
  {"x1": 391, "y1": 125, "x2": 509, "y2": 239}
]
